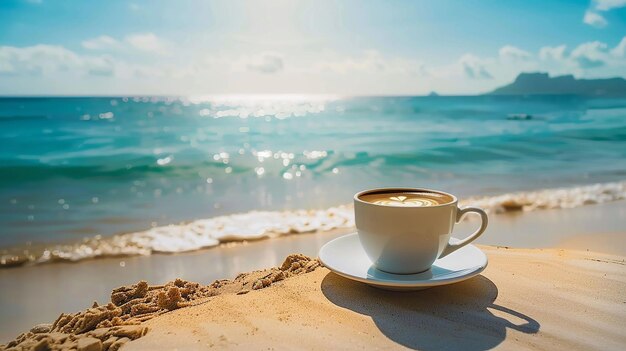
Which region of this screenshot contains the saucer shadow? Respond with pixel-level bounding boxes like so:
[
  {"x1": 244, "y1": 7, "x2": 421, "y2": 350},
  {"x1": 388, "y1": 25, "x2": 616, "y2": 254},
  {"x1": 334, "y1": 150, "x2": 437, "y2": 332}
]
[{"x1": 321, "y1": 273, "x2": 539, "y2": 351}]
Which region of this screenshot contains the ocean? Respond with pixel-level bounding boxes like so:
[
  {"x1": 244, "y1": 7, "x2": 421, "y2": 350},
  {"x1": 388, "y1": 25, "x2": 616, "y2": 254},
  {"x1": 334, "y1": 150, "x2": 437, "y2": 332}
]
[{"x1": 1, "y1": 95, "x2": 626, "y2": 265}]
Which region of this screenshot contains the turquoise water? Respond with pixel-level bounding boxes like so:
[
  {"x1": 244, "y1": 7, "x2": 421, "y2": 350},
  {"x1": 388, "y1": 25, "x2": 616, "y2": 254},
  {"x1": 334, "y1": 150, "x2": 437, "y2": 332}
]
[{"x1": 1, "y1": 95, "x2": 626, "y2": 247}]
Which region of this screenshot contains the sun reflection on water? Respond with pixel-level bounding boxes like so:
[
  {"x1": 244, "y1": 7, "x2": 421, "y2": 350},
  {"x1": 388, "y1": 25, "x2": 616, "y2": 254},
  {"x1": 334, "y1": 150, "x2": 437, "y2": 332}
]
[{"x1": 188, "y1": 94, "x2": 337, "y2": 119}]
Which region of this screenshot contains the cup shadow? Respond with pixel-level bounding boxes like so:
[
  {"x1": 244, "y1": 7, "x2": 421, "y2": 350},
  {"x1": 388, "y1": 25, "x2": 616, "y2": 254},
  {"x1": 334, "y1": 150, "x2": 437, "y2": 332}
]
[{"x1": 321, "y1": 273, "x2": 540, "y2": 351}]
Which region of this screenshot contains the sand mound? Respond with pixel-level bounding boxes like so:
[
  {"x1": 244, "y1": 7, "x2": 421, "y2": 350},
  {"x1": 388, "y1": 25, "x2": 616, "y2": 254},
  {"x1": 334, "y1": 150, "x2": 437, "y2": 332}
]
[{"x1": 1, "y1": 254, "x2": 321, "y2": 351}]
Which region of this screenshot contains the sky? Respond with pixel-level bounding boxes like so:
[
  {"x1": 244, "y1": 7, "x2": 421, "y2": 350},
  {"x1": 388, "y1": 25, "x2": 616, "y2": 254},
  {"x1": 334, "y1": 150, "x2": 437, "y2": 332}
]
[{"x1": 0, "y1": 0, "x2": 625, "y2": 95}]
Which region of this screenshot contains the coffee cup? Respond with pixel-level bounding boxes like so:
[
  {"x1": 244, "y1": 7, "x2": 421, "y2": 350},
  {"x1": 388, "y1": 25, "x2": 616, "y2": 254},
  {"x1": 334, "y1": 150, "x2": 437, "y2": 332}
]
[{"x1": 354, "y1": 187, "x2": 488, "y2": 274}]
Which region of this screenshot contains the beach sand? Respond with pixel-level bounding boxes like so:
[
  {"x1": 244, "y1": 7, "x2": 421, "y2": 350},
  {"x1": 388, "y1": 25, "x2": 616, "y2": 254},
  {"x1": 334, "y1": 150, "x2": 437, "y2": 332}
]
[
  {"x1": 1, "y1": 200, "x2": 625, "y2": 350},
  {"x1": 4, "y1": 247, "x2": 624, "y2": 350},
  {"x1": 128, "y1": 247, "x2": 626, "y2": 351}
]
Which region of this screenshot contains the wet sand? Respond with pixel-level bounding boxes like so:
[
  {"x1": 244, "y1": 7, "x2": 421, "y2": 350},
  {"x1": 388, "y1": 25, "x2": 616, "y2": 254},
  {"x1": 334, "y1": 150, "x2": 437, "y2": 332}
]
[{"x1": 1, "y1": 200, "x2": 625, "y2": 343}]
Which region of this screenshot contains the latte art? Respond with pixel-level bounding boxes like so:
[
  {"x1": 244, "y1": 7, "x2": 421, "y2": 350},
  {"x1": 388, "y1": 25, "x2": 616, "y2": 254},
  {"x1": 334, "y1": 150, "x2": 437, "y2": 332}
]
[
  {"x1": 371, "y1": 197, "x2": 440, "y2": 207},
  {"x1": 359, "y1": 191, "x2": 452, "y2": 207}
]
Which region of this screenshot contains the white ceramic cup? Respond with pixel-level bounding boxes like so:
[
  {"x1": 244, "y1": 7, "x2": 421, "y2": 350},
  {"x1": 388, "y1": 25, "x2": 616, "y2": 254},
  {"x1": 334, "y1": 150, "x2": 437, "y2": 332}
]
[{"x1": 354, "y1": 187, "x2": 488, "y2": 274}]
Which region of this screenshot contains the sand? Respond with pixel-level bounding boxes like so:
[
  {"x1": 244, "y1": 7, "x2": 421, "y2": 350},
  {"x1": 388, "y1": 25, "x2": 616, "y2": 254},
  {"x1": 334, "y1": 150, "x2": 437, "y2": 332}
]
[
  {"x1": 2, "y1": 200, "x2": 625, "y2": 343},
  {"x1": 128, "y1": 247, "x2": 626, "y2": 351},
  {"x1": 1, "y1": 255, "x2": 321, "y2": 350},
  {"x1": 1, "y1": 201, "x2": 625, "y2": 349},
  {"x1": 4, "y1": 248, "x2": 625, "y2": 351}
]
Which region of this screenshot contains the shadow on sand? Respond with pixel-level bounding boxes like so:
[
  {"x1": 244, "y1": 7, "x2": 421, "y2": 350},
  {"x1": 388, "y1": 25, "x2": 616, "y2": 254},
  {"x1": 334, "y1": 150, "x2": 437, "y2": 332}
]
[{"x1": 321, "y1": 273, "x2": 539, "y2": 351}]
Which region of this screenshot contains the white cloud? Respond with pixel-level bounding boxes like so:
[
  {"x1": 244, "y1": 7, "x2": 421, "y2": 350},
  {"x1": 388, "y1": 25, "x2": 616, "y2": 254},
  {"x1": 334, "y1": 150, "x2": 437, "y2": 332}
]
[
  {"x1": 315, "y1": 50, "x2": 385, "y2": 73},
  {"x1": 593, "y1": 0, "x2": 626, "y2": 11},
  {"x1": 124, "y1": 33, "x2": 167, "y2": 53},
  {"x1": 0, "y1": 45, "x2": 79, "y2": 75},
  {"x1": 433, "y1": 37, "x2": 626, "y2": 92},
  {"x1": 539, "y1": 45, "x2": 568, "y2": 61},
  {"x1": 459, "y1": 54, "x2": 493, "y2": 79},
  {"x1": 245, "y1": 52, "x2": 284, "y2": 74},
  {"x1": 583, "y1": 11, "x2": 608, "y2": 27},
  {"x1": 0, "y1": 45, "x2": 116, "y2": 77},
  {"x1": 2, "y1": 36, "x2": 626, "y2": 95},
  {"x1": 85, "y1": 56, "x2": 116, "y2": 76},
  {"x1": 534, "y1": 38, "x2": 626, "y2": 75},
  {"x1": 499, "y1": 45, "x2": 532, "y2": 61},
  {"x1": 82, "y1": 35, "x2": 119, "y2": 50},
  {"x1": 82, "y1": 33, "x2": 168, "y2": 54},
  {"x1": 611, "y1": 36, "x2": 626, "y2": 57},
  {"x1": 312, "y1": 50, "x2": 424, "y2": 75},
  {"x1": 584, "y1": 0, "x2": 626, "y2": 27},
  {"x1": 571, "y1": 41, "x2": 609, "y2": 68},
  {"x1": 133, "y1": 65, "x2": 164, "y2": 78}
]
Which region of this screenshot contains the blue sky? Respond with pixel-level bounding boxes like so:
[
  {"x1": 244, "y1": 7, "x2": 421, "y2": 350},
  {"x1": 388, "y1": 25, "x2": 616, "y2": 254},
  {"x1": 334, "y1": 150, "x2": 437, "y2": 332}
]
[{"x1": 1, "y1": 0, "x2": 625, "y2": 95}]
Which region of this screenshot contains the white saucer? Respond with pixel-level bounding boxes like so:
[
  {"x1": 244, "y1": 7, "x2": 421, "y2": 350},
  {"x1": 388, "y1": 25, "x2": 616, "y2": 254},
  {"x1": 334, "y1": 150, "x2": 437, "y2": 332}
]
[{"x1": 319, "y1": 233, "x2": 488, "y2": 291}]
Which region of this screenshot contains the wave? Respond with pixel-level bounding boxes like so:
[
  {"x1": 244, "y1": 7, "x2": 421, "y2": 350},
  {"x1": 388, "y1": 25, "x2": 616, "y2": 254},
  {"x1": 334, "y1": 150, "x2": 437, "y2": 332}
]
[
  {"x1": 1, "y1": 181, "x2": 624, "y2": 268},
  {"x1": 0, "y1": 206, "x2": 355, "y2": 268},
  {"x1": 0, "y1": 161, "x2": 223, "y2": 182},
  {"x1": 461, "y1": 181, "x2": 626, "y2": 213},
  {"x1": 0, "y1": 115, "x2": 49, "y2": 122}
]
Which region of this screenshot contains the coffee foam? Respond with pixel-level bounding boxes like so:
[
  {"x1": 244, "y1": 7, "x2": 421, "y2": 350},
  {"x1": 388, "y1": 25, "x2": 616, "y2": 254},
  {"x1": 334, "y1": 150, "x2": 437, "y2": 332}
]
[{"x1": 359, "y1": 191, "x2": 452, "y2": 207}]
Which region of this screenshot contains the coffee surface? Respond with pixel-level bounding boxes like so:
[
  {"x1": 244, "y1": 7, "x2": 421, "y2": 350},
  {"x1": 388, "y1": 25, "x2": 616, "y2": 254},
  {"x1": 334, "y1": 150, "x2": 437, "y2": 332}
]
[{"x1": 359, "y1": 191, "x2": 452, "y2": 207}]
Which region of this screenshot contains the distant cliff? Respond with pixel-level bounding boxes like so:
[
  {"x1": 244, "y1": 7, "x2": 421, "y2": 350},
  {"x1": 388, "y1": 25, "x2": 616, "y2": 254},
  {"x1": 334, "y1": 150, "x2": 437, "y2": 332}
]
[{"x1": 488, "y1": 72, "x2": 626, "y2": 97}]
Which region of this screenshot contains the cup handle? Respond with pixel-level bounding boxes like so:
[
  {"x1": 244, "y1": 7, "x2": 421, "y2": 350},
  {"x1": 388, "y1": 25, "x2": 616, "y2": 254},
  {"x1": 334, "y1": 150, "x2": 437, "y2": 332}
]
[{"x1": 439, "y1": 206, "x2": 488, "y2": 258}]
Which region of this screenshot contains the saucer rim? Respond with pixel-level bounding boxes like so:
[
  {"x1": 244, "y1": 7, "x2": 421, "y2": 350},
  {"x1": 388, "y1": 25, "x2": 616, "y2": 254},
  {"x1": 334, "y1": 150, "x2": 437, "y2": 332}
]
[{"x1": 318, "y1": 232, "x2": 488, "y2": 288}]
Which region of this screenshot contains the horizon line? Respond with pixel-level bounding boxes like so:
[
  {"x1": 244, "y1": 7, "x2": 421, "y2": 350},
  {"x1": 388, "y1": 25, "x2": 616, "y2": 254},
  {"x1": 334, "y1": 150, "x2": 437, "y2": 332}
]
[{"x1": 0, "y1": 93, "x2": 602, "y2": 99}]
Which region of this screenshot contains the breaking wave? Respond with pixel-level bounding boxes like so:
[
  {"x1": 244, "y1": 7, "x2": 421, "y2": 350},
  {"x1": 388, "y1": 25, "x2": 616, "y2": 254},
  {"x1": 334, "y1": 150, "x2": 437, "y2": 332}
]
[{"x1": 1, "y1": 181, "x2": 624, "y2": 268}]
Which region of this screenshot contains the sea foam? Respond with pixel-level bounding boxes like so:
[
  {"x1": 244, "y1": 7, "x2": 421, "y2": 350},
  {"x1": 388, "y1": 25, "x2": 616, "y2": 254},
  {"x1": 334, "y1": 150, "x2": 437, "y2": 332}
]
[
  {"x1": 1, "y1": 181, "x2": 624, "y2": 267},
  {"x1": 461, "y1": 181, "x2": 626, "y2": 213}
]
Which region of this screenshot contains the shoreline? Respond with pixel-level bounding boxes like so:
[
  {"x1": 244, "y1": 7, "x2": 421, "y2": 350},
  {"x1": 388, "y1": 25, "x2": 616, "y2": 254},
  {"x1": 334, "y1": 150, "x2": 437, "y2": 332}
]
[
  {"x1": 1, "y1": 200, "x2": 625, "y2": 342},
  {"x1": 3, "y1": 248, "x2": 625, "y2": 350},
  {"x1": 2, "y1": 180, "x2": 625, "y2": 268}
]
